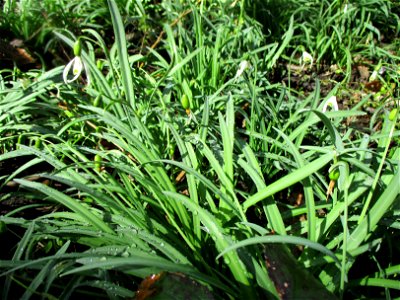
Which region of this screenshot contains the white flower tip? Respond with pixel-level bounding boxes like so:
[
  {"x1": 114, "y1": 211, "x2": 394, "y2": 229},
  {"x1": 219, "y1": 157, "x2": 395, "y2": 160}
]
[
  {"x1": 322, "y1": 96, "x2": 339, "y2": 113},
  {"x1": 301, "y1": 51, "x2": 313, "y2": 65},
  {"x1": 235, "y1": 60, "x2": 250, "y2": 79},
  {"x1": 369, "y1": 70, "x2": 378, "y2": 82}
]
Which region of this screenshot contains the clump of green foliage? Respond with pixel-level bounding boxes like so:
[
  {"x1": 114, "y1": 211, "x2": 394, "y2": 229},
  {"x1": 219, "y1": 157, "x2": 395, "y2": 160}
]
[{"x1": 0, "y1": 0, "x2": 399, "y2": 299}]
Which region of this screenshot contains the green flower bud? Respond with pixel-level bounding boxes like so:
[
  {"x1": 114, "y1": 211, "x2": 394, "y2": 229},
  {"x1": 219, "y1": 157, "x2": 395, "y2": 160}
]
[
  {"x1": 181, "y1": 94, "x2": 190, "y2": 110},
  {"x1": 17, "y1": 134, "x2": 25, "y2": 148},
  {"x1": 389, "y1": 108, "x2": 398, "y2": 121},
  {"x1": 329, "y1": 169, "x2": 340, "y2": 181},
  {"x1": 64, "y1": 110, "x2": 74, "y2": 118},
  {"x1": 73, "y1": 38, "x2": 82, "y2": 57},
  {"x1": 34, "y1": 138, "x2": 42, "y2": 149},
  {"x1": 96, "y1": 59, "x2": 104, "y2": 70},
  {"x1": 83, "y1": 197, "x2": 94, "y2": 204},
  {"x1": 93, "y1": 95, "x2": 102, "y2": 107},
  {"x1": 94, "y1": 154, "x2": 102, "y2": 172}
]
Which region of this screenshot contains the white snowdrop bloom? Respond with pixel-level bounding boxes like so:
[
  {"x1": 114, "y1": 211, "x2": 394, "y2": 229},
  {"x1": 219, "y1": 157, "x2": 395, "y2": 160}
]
[
  {"x1": 63, "y1": 39, "x2": 90, "y2": 85},
  {"x1": 322, "y1": 96, "x2": 339, "y2": 113},
  {"x1": 63, "y1": 56, "x2": 90, "y2": 85},
  {"x1": 369, "y1": 70, "x2": 378, "y2": 82},
  {"x1": 235, "y1": 60, "x2": 250, "y2": 80},
  {"x1": 301, "y1": 51, "x2": 313, "y2": 66}
]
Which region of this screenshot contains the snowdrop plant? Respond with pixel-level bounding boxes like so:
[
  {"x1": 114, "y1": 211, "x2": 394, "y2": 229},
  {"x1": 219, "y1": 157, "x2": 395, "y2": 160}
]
[{"x1": 62, "y1": 38, "x2": 90, "y2": 85}]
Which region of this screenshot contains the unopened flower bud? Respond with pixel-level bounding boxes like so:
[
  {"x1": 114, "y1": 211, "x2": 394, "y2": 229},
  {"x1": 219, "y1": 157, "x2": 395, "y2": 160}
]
[{"x1": 73, "y1": 38, "x2": 82, "y2": 57}]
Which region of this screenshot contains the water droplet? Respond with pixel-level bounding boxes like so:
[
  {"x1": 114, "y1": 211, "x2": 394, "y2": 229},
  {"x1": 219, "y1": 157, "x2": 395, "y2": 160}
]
[
  {"x1": 160, "y1": 243, "x2": 165, "y2": 247},
  {"x1": 100, "y1": 256, "x2": 107, "y2": 261},
  {"x1": 224, "y1": 258, "x2": 230, "y2": 265},
  {"x1": 121, "y1": 251, "x2": 129, "y2": 257}
]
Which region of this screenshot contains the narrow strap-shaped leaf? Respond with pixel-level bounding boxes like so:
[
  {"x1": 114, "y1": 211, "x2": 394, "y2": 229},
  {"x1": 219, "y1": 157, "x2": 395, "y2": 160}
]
[
  {"x1": 21, "y1": 241, "x2": 70, "y2": 300},
  {"x1": 14, "y1": 179, "x2": 114, "y2": 234},
  {"x1": 310, "y1": 110, "x2": 345, "y2": 152},
  {"x1": 163, "y1": 191, "x2": 255, "y2": 298},
  {"x1": 62, "y1": 255, "x2": 232, "y2": 293},
  {"x1": 107, "y1": 0, "x2": 136, "y2": 108},
  {"x1": 347, "y1": 171, "x2": 400, "y2": 251},
  {"x1": 2, "y1": 221, "x2": 35, "y2": 299},
  {"x1": 274, "y1": 127, "x2": 317, "y2": 241},
  {"x1": 243, "y1": 152, "x2": 334, "y2": 211},
  {"x1": 216, "y1": 235, "x2": 340, "y2": 268},
  {"x1": 238, "y1": 158, "x2": 286, "y2": 235}
]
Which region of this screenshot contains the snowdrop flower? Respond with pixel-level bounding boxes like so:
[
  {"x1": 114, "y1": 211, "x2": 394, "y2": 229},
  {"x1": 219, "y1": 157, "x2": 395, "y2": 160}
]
[
  {"x1": 63, "y1": 38, "x2": 90, "y2": 85},
  {"x1": 235, "y1": 60, "x2": 250, "y2": 80},
  {"x1": 369, "y1": 70, "x2": 378, "y2": 82},
  {"x1": 322, "y1": 96, "x2": 339, "y2": 113},
  {"x1": 300, "y1": 51, "x2": 313, "y2": 67}
]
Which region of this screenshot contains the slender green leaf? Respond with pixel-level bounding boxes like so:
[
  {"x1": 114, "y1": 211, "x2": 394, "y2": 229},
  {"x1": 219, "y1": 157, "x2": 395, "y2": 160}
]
[
  {"x1": 243, "y1": 152, "x2": 334, "y2": 211},
  {"x1": 14, "y1": 179, "x2": 114, "y2": 234}
]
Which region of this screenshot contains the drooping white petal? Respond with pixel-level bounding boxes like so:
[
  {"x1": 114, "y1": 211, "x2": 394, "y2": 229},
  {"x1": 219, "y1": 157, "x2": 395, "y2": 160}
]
[
  {"x1": 322, "y1": 96, "x2": 339, "y2": 113},
  {"x1": 72, "y1": 57, "x2": 82, "y2": 75},
  {"x1": 63, "y1": 56, "x2": 83, "y2": 84},
  {"x1": 71, "y1": 57, "x2": 83, "y2": 81},
  {"x1": 63, "y1": 58, "x2": 75, "y2": 84}
]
